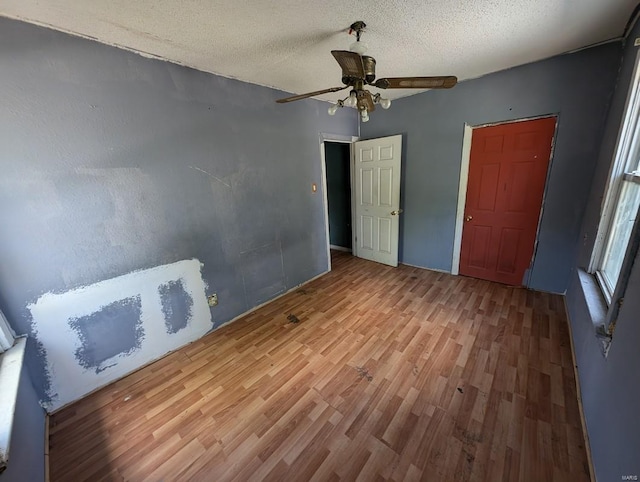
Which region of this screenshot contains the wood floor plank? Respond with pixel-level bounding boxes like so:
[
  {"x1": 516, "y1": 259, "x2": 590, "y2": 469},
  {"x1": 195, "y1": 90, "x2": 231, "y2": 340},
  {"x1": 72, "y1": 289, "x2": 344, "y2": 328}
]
[{"x1": 49, "y1": 251, "x2": 590, "y2": 481}]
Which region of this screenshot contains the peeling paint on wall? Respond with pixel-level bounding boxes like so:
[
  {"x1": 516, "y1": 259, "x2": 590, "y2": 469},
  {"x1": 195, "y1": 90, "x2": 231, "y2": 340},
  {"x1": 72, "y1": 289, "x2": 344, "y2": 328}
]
[{"x1": 28, "y1": 259, "x2": 212, "y2": 411}]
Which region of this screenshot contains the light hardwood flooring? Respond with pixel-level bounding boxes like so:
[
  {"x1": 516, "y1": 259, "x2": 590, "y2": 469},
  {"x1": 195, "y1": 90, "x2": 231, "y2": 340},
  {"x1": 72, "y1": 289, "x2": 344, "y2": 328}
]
[{"x1": 49, "y1": 251, "x2": 589, "y2": 481}]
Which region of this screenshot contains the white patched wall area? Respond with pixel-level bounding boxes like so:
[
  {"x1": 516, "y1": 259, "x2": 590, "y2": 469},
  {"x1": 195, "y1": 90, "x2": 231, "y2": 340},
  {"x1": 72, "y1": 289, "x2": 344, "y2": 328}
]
[{"x1": 29, "y1": 259, "x2": 212, "y2": 411}]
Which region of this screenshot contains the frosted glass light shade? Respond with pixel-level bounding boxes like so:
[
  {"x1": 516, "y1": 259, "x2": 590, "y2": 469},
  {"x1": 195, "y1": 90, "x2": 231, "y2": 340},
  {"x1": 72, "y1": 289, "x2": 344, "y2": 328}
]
[{"x1": 349, "y1": 41, "x2": 368, "y2": 55}]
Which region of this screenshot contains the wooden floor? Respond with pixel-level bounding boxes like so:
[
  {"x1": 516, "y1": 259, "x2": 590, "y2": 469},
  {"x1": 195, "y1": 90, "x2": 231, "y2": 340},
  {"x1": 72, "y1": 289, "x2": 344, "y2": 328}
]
[{"x1": 49, "y1": 251, "x2": 589, "y2": 481}]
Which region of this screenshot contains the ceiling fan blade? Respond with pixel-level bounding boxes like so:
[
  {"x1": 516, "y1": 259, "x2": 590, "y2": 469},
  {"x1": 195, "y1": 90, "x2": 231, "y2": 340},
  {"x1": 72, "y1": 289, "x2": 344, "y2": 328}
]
[
  {"x1": 276, "y1": 86, "x2": 348, "y2": 103},
  {"x1": 373, "y1": 76, "x2": 457, "y2": 89},
  {"x1": 331, "y1": 50, "x2": 365, "y2": 79},
  {"x1": 357, "y1": 90, "x2": 375, "y2": 113}
]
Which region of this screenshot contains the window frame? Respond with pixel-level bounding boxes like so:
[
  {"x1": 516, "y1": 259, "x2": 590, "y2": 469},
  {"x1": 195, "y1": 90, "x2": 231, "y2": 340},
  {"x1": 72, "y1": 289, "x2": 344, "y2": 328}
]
[
  {"x1": 0, "y1": 311, "x2": 14, "y2": 353},
  {"x1": 590, "y1": 50, "x2": 640, "y2": 306}
]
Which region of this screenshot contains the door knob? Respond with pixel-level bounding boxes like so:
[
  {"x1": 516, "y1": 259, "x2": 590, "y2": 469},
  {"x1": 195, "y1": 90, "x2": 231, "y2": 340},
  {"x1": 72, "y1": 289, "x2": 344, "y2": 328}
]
[
  {"x1": 465, "y1": 215, "x2": 473, "y2": 222},
  {"x1": 391, "y1": 209, "x2": 404, "y2": 216}
]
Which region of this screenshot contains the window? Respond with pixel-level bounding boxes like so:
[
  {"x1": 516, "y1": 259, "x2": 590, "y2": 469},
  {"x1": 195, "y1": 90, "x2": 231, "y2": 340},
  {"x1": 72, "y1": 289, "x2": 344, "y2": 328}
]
[{"x1": 591, "y1": 52, "x2": 640, "y2": 303}]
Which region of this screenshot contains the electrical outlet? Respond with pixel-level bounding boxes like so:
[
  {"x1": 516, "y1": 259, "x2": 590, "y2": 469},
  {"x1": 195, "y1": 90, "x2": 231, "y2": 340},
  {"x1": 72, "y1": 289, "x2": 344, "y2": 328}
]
[{"x1": 207, "y1": 293, "x2": 218, "y2": 306}]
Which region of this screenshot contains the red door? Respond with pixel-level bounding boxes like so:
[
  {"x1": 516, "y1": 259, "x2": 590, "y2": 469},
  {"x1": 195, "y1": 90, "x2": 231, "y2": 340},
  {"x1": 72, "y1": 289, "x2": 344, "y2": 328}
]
[{"x1": 459, "y1": 117, "x2": 556, "y2": 286}]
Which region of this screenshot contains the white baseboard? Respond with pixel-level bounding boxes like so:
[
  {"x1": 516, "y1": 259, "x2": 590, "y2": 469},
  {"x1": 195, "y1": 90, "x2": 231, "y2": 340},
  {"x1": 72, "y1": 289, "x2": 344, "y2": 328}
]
[
  {"x1": 400, "y1": 261, "x2": 451, "y2": 274},
  {"x1": 211, "y1": 271, "x2": 328, "y2": 332}
]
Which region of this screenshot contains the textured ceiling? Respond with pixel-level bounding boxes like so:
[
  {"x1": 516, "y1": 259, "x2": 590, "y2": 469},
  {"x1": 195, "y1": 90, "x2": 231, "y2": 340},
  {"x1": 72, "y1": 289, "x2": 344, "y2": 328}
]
[{"x1": 1, "y1": 0, "x2": 637, "y2": 102}]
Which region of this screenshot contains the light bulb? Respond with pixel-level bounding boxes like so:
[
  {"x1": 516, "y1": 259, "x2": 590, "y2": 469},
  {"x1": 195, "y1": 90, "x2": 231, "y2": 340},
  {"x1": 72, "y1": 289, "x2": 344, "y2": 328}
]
[
  {"x1": 328, "y1": 104, "x2": 338, "y2": 116},
  {"x1": 380, "y1": 98, "x2": 391, "y2": 109},
  {"x1": 362, "y1": 114, "x2": 370, "y2": 123},
  {"x1": 344, "y1": 94, "x2": 357, "y2": 108},
  {"x1": 360, "y1": 109, "x2": 369, "y2": 122},
  {"x1": 349, "y1": 41, "x2": 368, "y2": 55}
]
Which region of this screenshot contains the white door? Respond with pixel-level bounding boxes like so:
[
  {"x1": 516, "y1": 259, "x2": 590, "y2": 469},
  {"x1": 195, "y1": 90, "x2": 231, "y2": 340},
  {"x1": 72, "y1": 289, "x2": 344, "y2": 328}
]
[{"x1": 353, "y1": 135, "x2": 402, "y2": 267}]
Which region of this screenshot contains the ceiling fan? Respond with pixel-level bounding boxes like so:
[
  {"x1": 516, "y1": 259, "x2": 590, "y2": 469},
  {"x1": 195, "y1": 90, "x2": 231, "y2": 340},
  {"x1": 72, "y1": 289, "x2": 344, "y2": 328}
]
[{"x1": 275, "y1": 21, "x2": 457, "y2": 121}]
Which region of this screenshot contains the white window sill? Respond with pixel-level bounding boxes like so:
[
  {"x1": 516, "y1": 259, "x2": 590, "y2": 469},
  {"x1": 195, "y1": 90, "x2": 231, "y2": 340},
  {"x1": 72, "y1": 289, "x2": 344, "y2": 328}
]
[
  {"x1": 577, "y1": 270, "x2": 612, "y2": 356},
  {"x1": 0, "y1": 336, "x2": 26, "y2": 474}
]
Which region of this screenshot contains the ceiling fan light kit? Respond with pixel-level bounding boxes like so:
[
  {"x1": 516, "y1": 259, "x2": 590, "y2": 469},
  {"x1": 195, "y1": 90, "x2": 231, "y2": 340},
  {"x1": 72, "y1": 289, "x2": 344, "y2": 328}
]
[{"x1": 276, "y1": 21, "x2": 457, "y2": 122}]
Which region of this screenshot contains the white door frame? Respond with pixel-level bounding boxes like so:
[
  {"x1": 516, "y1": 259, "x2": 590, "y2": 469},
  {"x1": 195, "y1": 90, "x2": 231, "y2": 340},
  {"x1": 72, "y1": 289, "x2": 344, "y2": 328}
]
[
  {"x1": 451, "y1": 124, "x2": 473, "y2": 276},
  {"x1": 319, "y1": 133, "x2": 359, "y2": 272},
  {"x1": 451, "y1": 115, "x2": 558, "y2": 277}
]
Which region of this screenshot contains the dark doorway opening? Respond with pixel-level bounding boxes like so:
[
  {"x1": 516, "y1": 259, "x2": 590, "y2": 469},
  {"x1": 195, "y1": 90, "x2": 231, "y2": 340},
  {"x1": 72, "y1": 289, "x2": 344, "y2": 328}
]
[{"x1": 325, "y1": 142, "x2": 352, "y2": 251}]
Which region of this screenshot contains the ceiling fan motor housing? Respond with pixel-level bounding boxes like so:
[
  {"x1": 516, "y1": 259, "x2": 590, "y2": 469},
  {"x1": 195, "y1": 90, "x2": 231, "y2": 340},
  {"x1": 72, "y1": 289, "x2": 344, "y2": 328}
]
[
  {"x1": 341, "y1": 55, "x2": 376, "y2": 86},
  {"x1": 362, "y1": 56, "x2": 376, "y2": 84}
]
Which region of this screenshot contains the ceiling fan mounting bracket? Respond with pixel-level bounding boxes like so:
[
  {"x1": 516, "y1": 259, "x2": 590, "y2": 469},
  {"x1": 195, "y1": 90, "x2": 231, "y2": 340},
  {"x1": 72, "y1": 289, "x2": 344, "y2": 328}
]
[{"x1": 349, "y1": 21, "x2": 366, "y2": 41}]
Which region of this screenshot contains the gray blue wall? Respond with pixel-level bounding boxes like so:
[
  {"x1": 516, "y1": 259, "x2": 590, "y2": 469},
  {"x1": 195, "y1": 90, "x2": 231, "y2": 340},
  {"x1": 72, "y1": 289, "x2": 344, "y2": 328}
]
[
  {"x1": 0, "y1": 362, "x2": 46, "y2": 482},
  {"x1": 361, "y1": 43, "x2": 621, "y2": 293},
  {"x1": 0, "y1": 16, "x2": 357, "y2": 406},
  {"x1": 566, "y1": 18, "x2": 640, "y2": 481}
]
